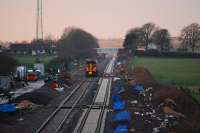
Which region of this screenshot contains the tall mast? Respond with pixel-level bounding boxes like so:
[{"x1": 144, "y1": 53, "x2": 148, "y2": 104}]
[{"x1": 36, "y1": 0, "x2": 43, "y2": 40}]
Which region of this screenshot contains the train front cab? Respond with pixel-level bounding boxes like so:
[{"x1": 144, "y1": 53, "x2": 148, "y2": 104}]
[{"x1": 85, "y1": 61, "x2": 97, "y2": 77}]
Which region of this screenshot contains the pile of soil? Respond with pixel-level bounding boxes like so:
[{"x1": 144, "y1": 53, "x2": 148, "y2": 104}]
[
  {"x1": 107, "y1": 55, "x2": 200, "y2": 132},
  {"x1": 12, "y1": 84, "x2": 60, "y2": 105},
  {"x1": 132, "y1": 67, "x2": 200, "y2": 133},
  {"x1": 152, "y1": 85, "x2": 200, "y2": 132},
  {"x1": 132, "y1": 67, "x2": 158, "y2": 87}
]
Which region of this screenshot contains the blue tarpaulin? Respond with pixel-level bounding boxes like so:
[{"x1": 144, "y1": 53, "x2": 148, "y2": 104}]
[
  {"x1": 113, "y1": 125, "x2": 128, "y2": 133},
  {"x1": 133, "y1": 84, "x2": 145, "y2": 93},
  {"x1": 113, "y1": 111, "x2": 131, "y2": 122},
  {"x1": 0, "y1": 103, "x2": 16, "y2": 113},
  {"x1": 112, "y1": 95, "x2": 122, "y2": 102},
  {"x1": 113, "y1": 101, "x2": 125, "y2": 110}
]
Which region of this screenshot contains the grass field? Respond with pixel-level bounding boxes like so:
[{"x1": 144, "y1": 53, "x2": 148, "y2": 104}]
[
  {"x1": 15, "y1": 55, "x2": 55, "y2": 66},
  {"x1": 130, "y1": 57, "x2": 200, "y2": 103},
  {"x1": 130, "y1": 57, "x2": 200, "y2": 88}
]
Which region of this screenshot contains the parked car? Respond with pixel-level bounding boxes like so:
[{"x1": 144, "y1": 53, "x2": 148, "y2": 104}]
[{"x1": 26, "y1": 73, "x2": 38, "y2": 81}]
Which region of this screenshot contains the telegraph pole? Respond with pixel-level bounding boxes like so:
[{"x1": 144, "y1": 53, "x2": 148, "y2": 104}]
[{"x1": 36, "y1": 0, "x2": 43, "y2": 40}]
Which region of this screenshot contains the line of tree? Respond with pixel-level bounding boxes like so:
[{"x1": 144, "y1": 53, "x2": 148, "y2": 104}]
[
  {"x1": 180, "y1": 23, "x2": 200, "y2": 52},
  {"x1": 1, "y1": 27, "x2": 99, "y2": 73},
  {"x1": 123, "y1": 22, "x2": 200, "y2": 53},
  {"x1": 123, "y1": 22, "x2": 171, "y2": 52},
  {"x1": 1, "y1": 27, "x2": 99, "y2": 60},
  {"x1": 29, "y1": 27, "x2": 99, "y2": 61}
]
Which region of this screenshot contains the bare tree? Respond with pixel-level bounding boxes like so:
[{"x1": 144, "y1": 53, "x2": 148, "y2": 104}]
[
  {"x1": 141, "y1": 23, "x2": 157, "y2": 50},
  {"x1": 152, "y1": 29, "x2": 171, "y2": 52},
  {"x1": 180, "y1": 23, "x2": 200, "y2": 52},
  {"x1": 123, "y1": 28, "x2": 144, "y2": 52}
]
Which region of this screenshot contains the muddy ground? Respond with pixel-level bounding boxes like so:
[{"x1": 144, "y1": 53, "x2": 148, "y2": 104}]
[
  {"x1": 0, "y1": 81, "x2": 76, "y2": 133},
  {"x1": 105, "y1": 65, "x2": 200, "y2": 133},
  {"x1": 132, "y1": 67, "x2": 200, "y2": 133}
]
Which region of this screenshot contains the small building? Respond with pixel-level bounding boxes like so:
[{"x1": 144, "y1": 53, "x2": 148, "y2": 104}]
[
  {"x1": 147, "y1": 43, "x2": 157, "y2": 50},
  {"x1": 136, "y1": 43, "x2": 158, "y2": 51},
  {"x1": 10, "y1": 43, "x2": 57, "y2": 55}
]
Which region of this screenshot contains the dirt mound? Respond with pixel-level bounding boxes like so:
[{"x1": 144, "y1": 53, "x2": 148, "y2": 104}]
[
  {"x1": 132, "y1": 67, "x2": 200, "y2": 133},
  {"x1": 13, "y1": 85, "x2": 60, "y2": 105},
  {"x1": 114, "y1": 64, "x2": 200, "y2": 132},
  {"x1": 153, "y1": 85, "x2": 199, "y2": 114},
  {"x1": 152, "y1": 85, "x2": 200, "y2": 133},
  {"x1": 16, "y1": 100, "x2": 39, "y2": 109},
  {"x1": 132, "y1": 67, "x2": 157, "y2": 87}
]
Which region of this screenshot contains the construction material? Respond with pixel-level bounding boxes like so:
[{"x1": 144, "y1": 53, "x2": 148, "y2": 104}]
[
  {"x1": 0, "y1": 103, "x2": 16, "y2": 112},
  {"x1": 113, "y1": 101, "x2": 125, "y2": 111},
  {"x1": 163, "y1": 106, "x2": 185, "y2": 118},
  {"x1": 113, "y1": 124, "x2": 128, "y2": 133},
  {"x1": 113, "y1": 111, "x2": 131, "y2": 122},
  {"x1": 16, "y1": 100, "x2": 39, "y2": 110}
]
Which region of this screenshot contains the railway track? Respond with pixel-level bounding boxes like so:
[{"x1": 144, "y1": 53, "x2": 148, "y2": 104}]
[
  {"x1": 73, "y1": 57, "x2": 115, "y2": 133},
  {"x1": 35, "y1": 57, "x2": 115, "y2": 133},
  {"x1": 74, "y1": 79, "x2": 111, "y2": 133},
  {"x1": 35, "y1": 78, "x2": 96, "y2": 133}
]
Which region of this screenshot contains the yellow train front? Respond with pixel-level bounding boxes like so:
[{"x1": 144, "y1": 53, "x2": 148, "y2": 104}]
[{"x1": 85, "y1": 61, "x2": 98, "y2": 77}]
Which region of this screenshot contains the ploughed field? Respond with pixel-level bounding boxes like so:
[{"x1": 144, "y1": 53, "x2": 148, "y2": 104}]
[{"x1": 130, "y1": 57, "x2": 200, "y2": 87}]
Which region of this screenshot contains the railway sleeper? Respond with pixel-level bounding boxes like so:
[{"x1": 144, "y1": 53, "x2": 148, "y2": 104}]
[{"x1": 57, "y1": 104, "x2": 110, "y2": 109}]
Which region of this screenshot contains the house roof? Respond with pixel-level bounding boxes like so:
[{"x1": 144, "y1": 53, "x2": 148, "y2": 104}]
[{"x1": 10, "y1": 43, "x2": 56, "y2": 51}]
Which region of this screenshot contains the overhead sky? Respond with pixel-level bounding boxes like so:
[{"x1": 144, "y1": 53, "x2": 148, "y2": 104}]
[{"x1": 0, "y1": 0, "x2": 200, "y2": 42}]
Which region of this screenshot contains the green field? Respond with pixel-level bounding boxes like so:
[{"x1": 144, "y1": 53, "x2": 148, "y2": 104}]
[
  {"x1": 130, "y1": 57, "x2": 200, "y2": 88},
  {"x1": 130, "y1": 57, "x2": 200, "y2": 103},
  {"x1": 15, "y1": 55, "x2": 55, "y2": 66}
]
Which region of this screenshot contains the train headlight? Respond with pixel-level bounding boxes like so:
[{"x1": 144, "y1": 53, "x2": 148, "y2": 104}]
[{"x1": 89, "y1": 72, "x2": 92, "y2": 75}]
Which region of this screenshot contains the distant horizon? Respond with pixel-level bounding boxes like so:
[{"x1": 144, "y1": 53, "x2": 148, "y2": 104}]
[
  {"x1": 0, "y1": 28, "x2": 191, "y2": 43},
  {"x1": 1, "y1": 0, "x2": 200, "y2": 42},
  {"x1": 1, "y1": 37, "x2": 182, "y2": 49}
]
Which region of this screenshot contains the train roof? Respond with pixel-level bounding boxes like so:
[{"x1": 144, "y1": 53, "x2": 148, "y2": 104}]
[{"x1": 86, "y1": 60, "x2": 97, "y2": 64}]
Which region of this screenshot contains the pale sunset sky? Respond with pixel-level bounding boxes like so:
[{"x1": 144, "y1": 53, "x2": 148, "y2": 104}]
[{"x1": 0, "y1": 0, "x2": 200, "y2": 42}]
